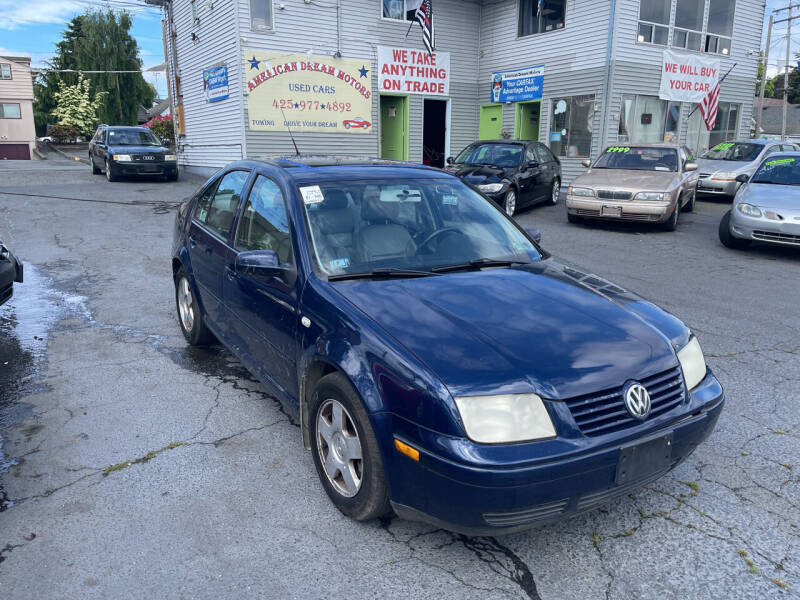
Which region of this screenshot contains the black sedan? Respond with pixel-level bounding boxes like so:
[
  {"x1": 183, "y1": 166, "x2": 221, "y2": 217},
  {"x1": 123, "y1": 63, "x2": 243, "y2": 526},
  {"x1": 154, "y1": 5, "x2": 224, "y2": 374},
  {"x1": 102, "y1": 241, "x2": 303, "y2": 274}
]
[
  {"x1": 0, "y1": 239, "x2": 23, "y2": 306},
  {"x1": 445, "y1": 140, "x2": 562, "y2": 217},
  {"x1": 89, "y1": 125, "x2": 178, "y2": 182}
]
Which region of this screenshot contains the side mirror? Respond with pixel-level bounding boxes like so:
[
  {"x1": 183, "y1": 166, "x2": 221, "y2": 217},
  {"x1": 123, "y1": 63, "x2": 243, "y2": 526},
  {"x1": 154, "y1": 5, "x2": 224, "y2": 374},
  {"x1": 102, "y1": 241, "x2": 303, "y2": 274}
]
[
  {"x1": 446, "y1": 156, "x2": 455, "y2": 165},
  {"x1": 235, "y1": 250, "x2": 292, "y2": 281},
  {"x1": 684, "y1": 162, "x2": 699, "y2": 172},
  {"x1": 526, "y1": 160, "x2": 539, "y2": 170},
  {"x1": 735, "y1": 173, "x2": 750, "y2": 183},
  {"x1": 525, "y1": 227, "x2": 542, "y2": 244},
  {"x1": 581, "y1": 159, "x2": 592, "y2": 168}
]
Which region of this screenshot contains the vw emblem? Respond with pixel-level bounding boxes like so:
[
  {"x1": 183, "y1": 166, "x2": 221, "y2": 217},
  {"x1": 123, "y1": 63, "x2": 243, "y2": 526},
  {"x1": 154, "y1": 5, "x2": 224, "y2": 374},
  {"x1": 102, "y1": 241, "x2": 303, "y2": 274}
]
[{"x1": 623, "y1": 382, "x2": 651, "y2": 420}]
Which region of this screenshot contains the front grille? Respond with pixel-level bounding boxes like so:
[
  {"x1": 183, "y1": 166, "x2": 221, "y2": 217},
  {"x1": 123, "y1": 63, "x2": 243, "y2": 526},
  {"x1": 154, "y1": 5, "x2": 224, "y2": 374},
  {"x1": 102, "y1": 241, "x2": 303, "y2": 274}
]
[
  {"x1": 133, "y1": 154, "x2": 163, "y2": 162},
  {"x1": 622, "y1": 213, "x2": 659, "y2": 222},
  {"x1": 753, "y1": 230, "x2": 800, "y2": 246},
  {"x1": 597, "y1": 190, "x2": 633, "y2": 200},
  {"x1": 576, "y1": 208, "x2": 600, "y2": 216},
  {"x1": 484, "y1": 499, "x2": 569, "y2": 527},
  {"x1": 564, "y1": 366, "x2": 685, "y2": 437},
  {"x1": 576, "y1": 467, "x2": 671, "y2": 511}
]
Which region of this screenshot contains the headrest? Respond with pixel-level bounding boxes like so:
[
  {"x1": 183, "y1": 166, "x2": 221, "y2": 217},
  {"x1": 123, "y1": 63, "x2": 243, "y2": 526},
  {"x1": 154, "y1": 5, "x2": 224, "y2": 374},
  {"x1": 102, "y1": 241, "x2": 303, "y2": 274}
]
[{"x1": 322, "y1": 189, "x2": 348, "y2": 209}]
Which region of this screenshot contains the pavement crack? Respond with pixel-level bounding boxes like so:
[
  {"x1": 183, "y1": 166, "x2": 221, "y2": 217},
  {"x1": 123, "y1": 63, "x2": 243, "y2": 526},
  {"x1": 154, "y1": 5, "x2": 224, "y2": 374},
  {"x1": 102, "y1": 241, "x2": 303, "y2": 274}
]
[{"x1": 455, "y1": 535, "x2": 543, "y2": 600}]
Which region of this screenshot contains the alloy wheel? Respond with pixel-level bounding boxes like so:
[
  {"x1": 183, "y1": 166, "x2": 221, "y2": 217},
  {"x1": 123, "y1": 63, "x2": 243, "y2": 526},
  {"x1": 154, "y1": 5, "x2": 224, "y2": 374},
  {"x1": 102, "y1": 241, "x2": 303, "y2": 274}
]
[
  {"x1": 316, "y1": 399, "x2": 363, "y2": 498},
  {"x1": 177, "y1": 276, "x2": 194, "y2": 332},
  {"x1": 504, "y1": 189, "x2": 517, "y2": 217},
  {"x1": 551, "y1": 179, "x2": 560, "y2": 204}
]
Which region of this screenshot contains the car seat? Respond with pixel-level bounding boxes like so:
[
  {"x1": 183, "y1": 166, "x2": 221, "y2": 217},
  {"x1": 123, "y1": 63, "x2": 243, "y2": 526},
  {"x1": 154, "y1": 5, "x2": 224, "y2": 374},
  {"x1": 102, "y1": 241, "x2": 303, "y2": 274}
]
[
  {"x1": 311, "y1": 189, "x2": 355, "y2": 270},
  {"x1": 356, "y1": 188, "x2": 415, "y2": 263}
]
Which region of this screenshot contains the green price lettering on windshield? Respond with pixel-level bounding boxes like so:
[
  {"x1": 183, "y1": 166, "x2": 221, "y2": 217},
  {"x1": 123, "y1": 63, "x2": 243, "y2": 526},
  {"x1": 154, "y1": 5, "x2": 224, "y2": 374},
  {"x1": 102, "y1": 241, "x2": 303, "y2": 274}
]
[
  {"x1": 606, "y1": 147, "x2": 631, "y2": 153},
  {"x1": 712, "y1": 143, "x2": 734, "y2": 151},
  {"x1": 765, "y1": 158, "x2": 796, "y2": 166}
]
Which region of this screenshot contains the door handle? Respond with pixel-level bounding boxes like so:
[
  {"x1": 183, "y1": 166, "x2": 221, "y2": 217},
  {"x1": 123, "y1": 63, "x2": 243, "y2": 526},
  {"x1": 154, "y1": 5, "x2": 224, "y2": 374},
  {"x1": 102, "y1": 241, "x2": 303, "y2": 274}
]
[
  {"x1": 188, "y1": 235, "x2": 197, "y2": 248},
  {"x1": 225, "y1": 266, "x2": 239, "y2": 280}
]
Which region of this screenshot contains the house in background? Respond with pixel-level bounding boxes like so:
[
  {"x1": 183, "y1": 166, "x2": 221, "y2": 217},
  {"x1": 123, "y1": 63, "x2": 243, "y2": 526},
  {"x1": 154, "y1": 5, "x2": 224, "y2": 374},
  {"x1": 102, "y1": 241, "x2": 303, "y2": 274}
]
[
  {"x1": 751, "y1": 97, "x2": 800, "y2": 142},
  {"x1": 0, "y1": 56, "x2": 37, "y2": 160}
]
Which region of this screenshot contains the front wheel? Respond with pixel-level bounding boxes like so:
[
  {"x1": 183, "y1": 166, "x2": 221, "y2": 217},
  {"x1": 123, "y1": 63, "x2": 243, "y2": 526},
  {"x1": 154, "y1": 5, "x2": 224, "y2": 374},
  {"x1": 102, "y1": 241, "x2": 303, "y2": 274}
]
[
  {"x1": 567, "y1": 213, "x2": 582, "y2": 224},
  {"x1": 105, "y1": 159, "x2": 117, "y2": 182},
  {"x1": 310, "y1": 372, "x2": 391, "y2": 521},
  {"x1": 550, "y1": 178, "x2": 561, "y2": 205},
  {"x1": 662, "y1": 203, "x2": 680, "y2": 231},
  {"x1": 682, "y1": 189, "x2": 696, "y2": 212},
  {"x1": 718, "y1": 210, "x2": 750, "y2": 249},
  {"x1": 503, "y1": 188, "x2": 517, "y2": 217},
  {"x1": 174, "y1": 267, "x2": 215, "y2": 345},
  {"x1": 90, "y1": 154, "x2": 100, "y2": 174}
]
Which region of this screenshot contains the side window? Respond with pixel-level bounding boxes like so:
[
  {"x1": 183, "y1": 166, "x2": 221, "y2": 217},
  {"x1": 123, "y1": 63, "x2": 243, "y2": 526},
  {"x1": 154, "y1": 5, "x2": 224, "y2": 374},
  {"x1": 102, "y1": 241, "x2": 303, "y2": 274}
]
[
  {"x1": 235, "y1": 175, "x2": 293, "y2": 265},
  {"x1": 194, "y1": 170, "x2": 249, "y2": 239},
  {"x1": 525, "y1": 146, "x2": 537, "y2": 163},
  {"x1": 533, "y1": 143, "x2": 551, "y2": 163},
  {"x1": 763, "y1": 145, "x2": 779, "y2": 157}
]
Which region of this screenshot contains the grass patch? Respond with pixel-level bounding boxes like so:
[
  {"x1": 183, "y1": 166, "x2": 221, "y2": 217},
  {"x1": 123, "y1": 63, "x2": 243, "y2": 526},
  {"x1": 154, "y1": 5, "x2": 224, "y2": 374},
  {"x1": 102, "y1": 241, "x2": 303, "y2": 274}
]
[
  {"x1": 102, "y1": 441, "x2": 186, "y2": 477},
  {"x1": 771, "y1": 578, "x2": 790, "y2": 591}
]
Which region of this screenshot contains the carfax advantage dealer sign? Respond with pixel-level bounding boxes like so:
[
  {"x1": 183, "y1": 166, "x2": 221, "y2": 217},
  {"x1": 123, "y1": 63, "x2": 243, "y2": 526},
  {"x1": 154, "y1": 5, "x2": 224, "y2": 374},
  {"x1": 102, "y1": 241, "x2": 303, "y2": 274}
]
[{"x1": 244, "y1": 50, "x2": 373, "y2": 133}]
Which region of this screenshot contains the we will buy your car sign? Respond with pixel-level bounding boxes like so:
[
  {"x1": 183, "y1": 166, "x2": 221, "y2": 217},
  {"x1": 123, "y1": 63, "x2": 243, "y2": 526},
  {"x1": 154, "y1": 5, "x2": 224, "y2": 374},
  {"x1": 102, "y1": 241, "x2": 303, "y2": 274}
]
[{"x1": 659, "y1": 50, "x2": 720, "y2": 103}]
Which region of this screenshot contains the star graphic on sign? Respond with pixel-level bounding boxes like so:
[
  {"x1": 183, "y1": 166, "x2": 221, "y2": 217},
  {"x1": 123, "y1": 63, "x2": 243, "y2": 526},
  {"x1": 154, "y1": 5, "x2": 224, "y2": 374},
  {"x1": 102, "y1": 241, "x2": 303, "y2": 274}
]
[
  {"x1": 358, "y1": 65, "x2": 369, "y2": 78},
  {"x1": 320, "y1": 104, "x2": 326, "y2": 109},
  {"x1": 248, "y1": 56, "x2": 260, "y2": 69},
  {"x1": 294, "y1": 102, "x2": 299, "y2": 108}
]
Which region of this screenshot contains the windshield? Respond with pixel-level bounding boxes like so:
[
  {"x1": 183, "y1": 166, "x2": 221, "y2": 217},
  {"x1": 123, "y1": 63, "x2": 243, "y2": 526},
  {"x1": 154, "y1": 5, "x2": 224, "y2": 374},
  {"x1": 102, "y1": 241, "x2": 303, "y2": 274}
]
[
  {"x1": 454, "y1": 144, "x2": 523, "y2": 168},
  {"x1": 107, "y1": 129, "x2": 161, "y2": 146},
  {"x1": 751, "y1": 155, "x2": 800, "y2": 185},
  {"x1": 300, "y1": 178, "x2": 541, "y2": 277},
  {"x1": 592, "y1": 147, "x2": 679, "y2": 172},
  {"x1": 700, "y1": 142, "x2": 762, "y2": 161}
]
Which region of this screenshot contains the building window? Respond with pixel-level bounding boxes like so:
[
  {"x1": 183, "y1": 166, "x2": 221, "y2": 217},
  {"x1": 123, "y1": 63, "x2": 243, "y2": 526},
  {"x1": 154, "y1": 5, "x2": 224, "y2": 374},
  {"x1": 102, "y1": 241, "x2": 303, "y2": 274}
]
[
  {"x1": 618, "y1": 95, "x2": 681, "y2": 144},
  {"x1": 250, "y1": 0, "x2": 273, "y2": 30},
  {"x1": 0, "y1": 64, "x2": 11, "y2": 79},
  {"x1": 687, "y1": 102, "x2": 740, "y2": 154},
  {"x1": 382, "y1": 0, "x2": 418, "y2": 21},
  {"x1": 519, "y1": 0, "x2": 566, "y2": 37},
  {"x1": 706, "y1": 0, "x2": 734, "y2": 55},
  {"x1": 0, "y1": 103, "x2": 21, "y2": 118},
  {"x1": 549, "y1": 95, "x2": 594, "y2": 158},
  {"x1": 638, "y1": 0, "x2": 670, "y2": 45}
]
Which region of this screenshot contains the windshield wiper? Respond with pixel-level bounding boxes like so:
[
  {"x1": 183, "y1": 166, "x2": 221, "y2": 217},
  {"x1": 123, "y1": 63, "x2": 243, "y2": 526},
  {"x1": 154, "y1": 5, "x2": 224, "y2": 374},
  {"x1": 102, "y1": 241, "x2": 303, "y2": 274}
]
[
  {"x1": 327, "y1": 267, "x2": 439, "y2": 282},
  {"x1": 431, "y1": 258, "x2": 530, "y2": 274}
]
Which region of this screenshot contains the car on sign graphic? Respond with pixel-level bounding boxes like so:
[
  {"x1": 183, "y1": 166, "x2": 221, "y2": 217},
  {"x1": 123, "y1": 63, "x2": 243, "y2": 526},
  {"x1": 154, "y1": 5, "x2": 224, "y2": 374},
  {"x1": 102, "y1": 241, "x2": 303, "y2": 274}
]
[{"x1": 343, "y1": 117, "x2": 371, "y2": 129}]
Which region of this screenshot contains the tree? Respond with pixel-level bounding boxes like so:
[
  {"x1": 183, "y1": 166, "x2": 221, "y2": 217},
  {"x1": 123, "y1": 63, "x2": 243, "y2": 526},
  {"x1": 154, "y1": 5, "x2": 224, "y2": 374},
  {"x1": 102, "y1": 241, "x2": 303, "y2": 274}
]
[
  {"x1": 755, "y1": 57, "x2": 775, "y2": 98},
  {"x1": 767, "y1": 68, "x2": 800, "y2": 104},
  {"x1": 33, "y1": 10, "x2": 155, "y2": 134},
  {"x1": 51, "y1": 74, "x2": 106, "y2": 137}
]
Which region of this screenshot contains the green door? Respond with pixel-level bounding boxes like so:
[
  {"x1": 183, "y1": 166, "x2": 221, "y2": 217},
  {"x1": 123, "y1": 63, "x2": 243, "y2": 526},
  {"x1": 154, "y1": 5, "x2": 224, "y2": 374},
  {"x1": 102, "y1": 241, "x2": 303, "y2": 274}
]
[
  {"x1": 516, "y1": 102, "x2": 540, "y2": 141},
  {"x1": 479, "y1": 104, "x2": 503, "y2": 140},
  {"x1": 380, "y1": 96, "x2": 407, "y2": 161}
]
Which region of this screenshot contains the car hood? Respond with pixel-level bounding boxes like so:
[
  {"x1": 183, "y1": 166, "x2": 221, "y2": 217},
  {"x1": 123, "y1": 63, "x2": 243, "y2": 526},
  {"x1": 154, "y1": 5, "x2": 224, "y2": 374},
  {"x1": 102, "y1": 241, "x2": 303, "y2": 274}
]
[
  {"x1": 573, "y1": 169, "x2": 679, "y2": 191},
  {"x1": 108, "y1": 145, "x2": 169, "y2": 154},
  {"x1": 451, "y1": 164, "x2": 515, "y2": 186},
  {"x1": 333, "y1": 260, "x2": 680, "y2": 399},
  {"x1": 695, "y1": 158, "x2": 753, "y2": 174},
  {"x1": 737, "y1": 183, "x2": 800, "y2": 213}
]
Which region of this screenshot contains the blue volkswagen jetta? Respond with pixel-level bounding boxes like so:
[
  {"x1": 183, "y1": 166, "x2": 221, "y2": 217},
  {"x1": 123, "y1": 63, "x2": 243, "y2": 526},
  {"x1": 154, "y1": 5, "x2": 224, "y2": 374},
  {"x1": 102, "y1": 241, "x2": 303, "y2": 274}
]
[{"x1": 171, "y1": 157, "x2": 724, "y2": 534}]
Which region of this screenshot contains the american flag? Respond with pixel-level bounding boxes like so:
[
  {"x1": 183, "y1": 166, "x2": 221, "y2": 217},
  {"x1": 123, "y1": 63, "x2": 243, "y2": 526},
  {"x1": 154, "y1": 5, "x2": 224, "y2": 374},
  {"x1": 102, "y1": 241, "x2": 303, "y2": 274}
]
[
  {"x1": 699, "y1": 81, "x2": 721, "y2": 131},
  {"x1": 414, "y1": 0, "x2": 435, "y2": 56}
]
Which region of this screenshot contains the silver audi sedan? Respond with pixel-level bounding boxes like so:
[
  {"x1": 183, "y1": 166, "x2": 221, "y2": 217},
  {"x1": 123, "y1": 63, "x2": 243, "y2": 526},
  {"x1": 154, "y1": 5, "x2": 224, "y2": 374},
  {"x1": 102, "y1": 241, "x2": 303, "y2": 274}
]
[
  {"x1": 719, "y1": 152, "x2": 800, "y2": 250},
  {"x1": 696, "y1": 139, "x2": 799, "y2": 199}
]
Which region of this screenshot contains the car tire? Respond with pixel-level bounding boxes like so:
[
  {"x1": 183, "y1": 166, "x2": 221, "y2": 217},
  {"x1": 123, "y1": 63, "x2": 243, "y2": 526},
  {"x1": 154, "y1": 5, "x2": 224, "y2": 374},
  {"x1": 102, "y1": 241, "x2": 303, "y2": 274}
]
[
  {"x1": 682, "y1": 189, "x2": 696, "y2": 212},
  {"x1": 90, "y1": 154, "x2": 100, "y2": 175},
  {"x1": 174, "y1": 267, "x2": 215, "y2": 345},
  {"x1": 662, "y1": 203, "x2": 680, "y2": 231},
  {"x1": 105, "y1": 159, "x2": 117, "y2": 182},
  {"x1": 567, "y1": 213, "x2": 582, "y2": 224},
  {"x1": 310, "y1": 372, "x2": 391, "y2": 521},
  {"x1": 718, "y1": 210, "x2": 750, "y2": 249},
  {"x1": 549, "y1": 178, "x2": 561, "y2": 205},
  {"x1": 345, "y1": 123, "x2": 351, "y2": 129},
  {"x1": 503, "y1": 188, "x2": 517, "y2": 218}
]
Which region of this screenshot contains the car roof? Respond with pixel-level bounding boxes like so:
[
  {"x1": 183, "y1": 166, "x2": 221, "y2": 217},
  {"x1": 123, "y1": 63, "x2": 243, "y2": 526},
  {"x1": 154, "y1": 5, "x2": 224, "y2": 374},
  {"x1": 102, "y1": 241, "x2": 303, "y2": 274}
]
[
  {"x1": 470, "y1": 140, "x2": 530, "y2": 146},
  {"x1": 607, "y1": 142, "x2": 682, "y2": 149},
  {"x1": 226, "y1": 156, "x2": 450, "y2": 185},
  {"x1": 103, "y1": 125, "x2": 152, "y2": 131}
]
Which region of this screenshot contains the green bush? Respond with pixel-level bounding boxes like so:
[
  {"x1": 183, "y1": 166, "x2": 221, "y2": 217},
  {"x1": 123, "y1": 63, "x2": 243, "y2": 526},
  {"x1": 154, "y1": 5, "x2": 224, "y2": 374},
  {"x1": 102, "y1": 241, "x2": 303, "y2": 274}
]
[
  {"x1": 145, "y1": 115, "x2": 174, "y2": 145},
  {"x1": 48, "y1": 124, "x2": 80, "y2": 143}
]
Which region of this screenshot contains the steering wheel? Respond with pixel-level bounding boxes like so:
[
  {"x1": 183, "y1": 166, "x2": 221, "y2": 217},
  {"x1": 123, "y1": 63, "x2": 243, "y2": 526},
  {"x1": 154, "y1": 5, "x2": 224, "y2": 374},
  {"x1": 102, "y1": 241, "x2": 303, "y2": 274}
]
[
  {"x1": 408, "y1": 227, "x2": 462, "y2": 255},
  {"x1": 653, "y1": 162, "x2": 671, "y2": 171}
]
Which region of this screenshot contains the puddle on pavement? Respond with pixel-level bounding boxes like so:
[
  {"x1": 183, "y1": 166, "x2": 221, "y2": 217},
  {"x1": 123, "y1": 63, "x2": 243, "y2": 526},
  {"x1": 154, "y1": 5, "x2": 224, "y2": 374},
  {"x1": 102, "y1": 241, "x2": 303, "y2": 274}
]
[{"x1": 0, "y1": 264, "x2": 89, "y2": 510}]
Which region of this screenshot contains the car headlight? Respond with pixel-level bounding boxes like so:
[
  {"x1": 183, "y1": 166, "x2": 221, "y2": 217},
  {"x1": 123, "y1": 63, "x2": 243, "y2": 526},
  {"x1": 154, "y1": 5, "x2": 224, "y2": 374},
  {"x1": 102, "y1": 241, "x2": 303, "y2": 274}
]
[
  {"x1": 164, "y1": 154, "x2": 177, "y2": 161},
  {"x1": 711, "y1": 172, "x2": 738, "y2": 181},
  {"x1": 737, "y1": 203, "x2": 763, "y2": 217},
  {"x1": 677, "y1": 336, "x2": 707, "y2": 391},
  {"x1": 477, "y1": 183, "x2": 505, "y2": 193},
  {"x1": 453, "y1": 393, "x2": 556, "y2": 444},
  {"x1": 634, "y1": 191, "x2": 669, "y2": 201},
  {"x1": 113, "y1": 154, "x2": 133, "y2": 162},
  {"x1": 568, "y1": 187, "x2": 595, "y2": 197}
]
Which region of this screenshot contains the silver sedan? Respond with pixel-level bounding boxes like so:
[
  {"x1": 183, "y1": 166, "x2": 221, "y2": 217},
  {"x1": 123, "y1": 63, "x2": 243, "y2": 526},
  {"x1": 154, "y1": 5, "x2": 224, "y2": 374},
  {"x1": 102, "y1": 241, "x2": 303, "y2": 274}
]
[{"x1": 719, "y1": 152, "x2": 800, "y2": 249}]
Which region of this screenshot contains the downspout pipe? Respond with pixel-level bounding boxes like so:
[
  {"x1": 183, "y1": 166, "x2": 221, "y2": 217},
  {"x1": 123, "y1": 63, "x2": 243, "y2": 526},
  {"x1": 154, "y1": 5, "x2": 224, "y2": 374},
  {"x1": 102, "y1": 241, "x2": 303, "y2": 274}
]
[{"x1": 599, "y1": 0, "x2": 617, "y2": 153}]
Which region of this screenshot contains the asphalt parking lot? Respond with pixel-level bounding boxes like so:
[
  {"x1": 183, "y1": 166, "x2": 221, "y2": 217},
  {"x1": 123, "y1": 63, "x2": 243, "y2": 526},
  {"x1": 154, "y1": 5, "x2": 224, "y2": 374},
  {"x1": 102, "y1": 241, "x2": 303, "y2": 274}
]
[{"x1": 1, "y1": 157, "x2": 798, "y2": 599}]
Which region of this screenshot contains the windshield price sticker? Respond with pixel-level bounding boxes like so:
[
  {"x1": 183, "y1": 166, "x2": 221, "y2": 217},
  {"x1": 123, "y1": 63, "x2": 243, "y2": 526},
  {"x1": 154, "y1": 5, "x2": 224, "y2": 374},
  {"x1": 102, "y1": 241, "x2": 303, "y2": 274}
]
[
  {"x1": 606, "y1": 147, "x2": 631, "y2": 153},
  {"x1": 300, "y1": 185, "x2": 325, "y2": 204},
  {"x1": 765, "y1": 158, "x2": 796, "y2": 166},
  {"x1": 442, "y1": 194, "x2": 458, "y2": 205},
  {"x1": 330, "y1": 257, "x2": 350, "y2": 270},
  {"x1": 712, "y1": 143, "x2": 734, "y2": 151}
]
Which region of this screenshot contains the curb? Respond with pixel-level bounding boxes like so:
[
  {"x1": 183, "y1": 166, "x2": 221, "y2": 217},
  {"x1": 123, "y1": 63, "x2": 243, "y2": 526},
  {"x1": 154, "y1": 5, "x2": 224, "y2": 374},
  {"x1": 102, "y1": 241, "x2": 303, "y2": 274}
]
[{"x1": 47, "y1": 143, "x2": 89, "y2": 164}]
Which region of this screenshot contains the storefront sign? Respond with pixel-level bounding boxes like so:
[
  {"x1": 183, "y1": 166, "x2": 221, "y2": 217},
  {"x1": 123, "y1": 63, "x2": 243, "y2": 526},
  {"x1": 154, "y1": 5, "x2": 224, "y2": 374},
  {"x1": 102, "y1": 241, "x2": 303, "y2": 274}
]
[
  {"x1": 659, "y1": 50, "x2": 720, "y2": 103},
  {"x1": 377, "y1": 46, "x2": 450, "y2": 96},
  {"x1": 490, "y1": 65, "x2": 544, "y2": 103},
  {"x1": 203, "y1": 65, "x2": 229, "y2": 103},
  {"x1": 244, "y1": 50, "x2": 372, "y2": 133}
]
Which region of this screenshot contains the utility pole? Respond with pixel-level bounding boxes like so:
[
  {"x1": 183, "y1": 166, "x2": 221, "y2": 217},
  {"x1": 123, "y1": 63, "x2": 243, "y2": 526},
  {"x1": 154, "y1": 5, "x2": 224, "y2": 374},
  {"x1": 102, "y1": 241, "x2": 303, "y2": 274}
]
[
  {"x1": 774, "y1": 3, "x2": 800, "y2": 139},
  {"x1": 755, "y1": 15, "x2": 773, "y2": 137}
]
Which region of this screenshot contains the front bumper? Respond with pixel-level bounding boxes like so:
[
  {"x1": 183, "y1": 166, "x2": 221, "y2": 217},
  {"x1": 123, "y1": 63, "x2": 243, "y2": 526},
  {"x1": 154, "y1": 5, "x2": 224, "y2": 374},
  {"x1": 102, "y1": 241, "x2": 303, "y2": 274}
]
[
  {"x1": 696, "y1": 178, "x2": 739, "y2": 196},
  {"x1": 380, "y1": 371, "x2": 724, "y2": 535},
  {"x1": 110, "y1": 160, "x2": 178, "y2": 177},
  {"x1": 566, "y1": 196, "x2": 674, "y2": 223},
  {"x1": 730, "y1": 210, "x2": 800, "y2": 247}
]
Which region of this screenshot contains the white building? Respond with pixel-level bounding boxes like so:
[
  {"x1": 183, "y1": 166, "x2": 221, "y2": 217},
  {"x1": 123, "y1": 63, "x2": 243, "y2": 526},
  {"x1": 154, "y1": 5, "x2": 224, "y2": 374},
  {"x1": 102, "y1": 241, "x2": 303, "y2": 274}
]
[
  {"x1": 0, "y1": 56, "x2": 37, "y2": 160},
  {"x1": 150, "y1": 0, "x2": 762, "y2": 183}
]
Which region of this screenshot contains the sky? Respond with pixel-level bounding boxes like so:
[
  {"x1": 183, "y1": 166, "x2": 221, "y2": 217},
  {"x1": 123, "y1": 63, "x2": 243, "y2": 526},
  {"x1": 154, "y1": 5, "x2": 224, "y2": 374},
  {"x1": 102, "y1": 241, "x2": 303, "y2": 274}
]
[{"x1": 0, "y1": 0, "x2": 168, "y2": 98}]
